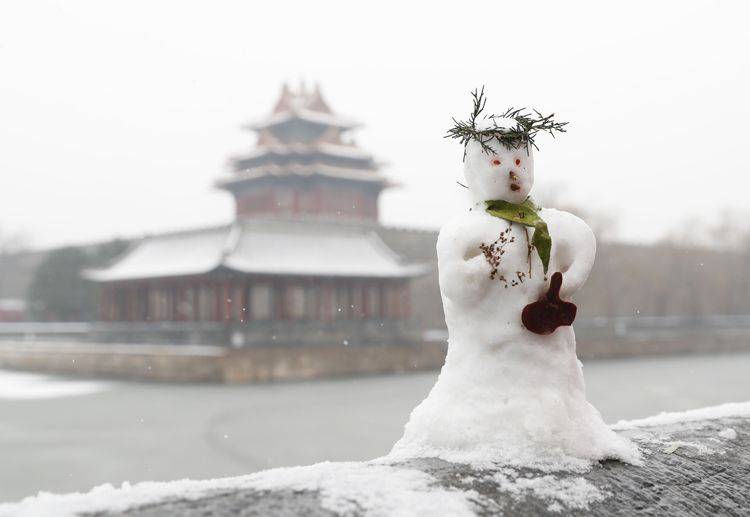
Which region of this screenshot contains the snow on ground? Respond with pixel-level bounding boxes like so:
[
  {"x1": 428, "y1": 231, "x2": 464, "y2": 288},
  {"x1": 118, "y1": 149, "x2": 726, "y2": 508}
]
[
  {"x1": 0, "y1": 370, "x2": 108, "y2": 400},
  {"x1": 0, "y1": 462, "x2": 479, "y2": 517},
  {"x1": 488, "y1": 469, "x2": 608, "y2": 512},
  {"x1": 246, "y1": 462, "x2": 478, "y2": 517},
  {"x1": 611, "y1": 401, "x2": 750, "y2": 430}
]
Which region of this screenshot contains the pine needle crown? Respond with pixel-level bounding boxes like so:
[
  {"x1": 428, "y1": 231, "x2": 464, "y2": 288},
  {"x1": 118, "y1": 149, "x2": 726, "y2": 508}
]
[{"x1": 446, "y1": 87, "x2": 568, "y2": 157}]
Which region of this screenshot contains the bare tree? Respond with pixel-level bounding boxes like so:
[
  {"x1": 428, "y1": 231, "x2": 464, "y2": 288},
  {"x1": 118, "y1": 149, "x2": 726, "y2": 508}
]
[{"x1": 0, "y1": 227, "x2": 27, "y2": 256}]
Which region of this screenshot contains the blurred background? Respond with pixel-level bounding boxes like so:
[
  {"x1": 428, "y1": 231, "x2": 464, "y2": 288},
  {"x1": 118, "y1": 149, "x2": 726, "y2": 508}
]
[{"x1": 1, "y1": 0, "x2": 750, "y2": 503}]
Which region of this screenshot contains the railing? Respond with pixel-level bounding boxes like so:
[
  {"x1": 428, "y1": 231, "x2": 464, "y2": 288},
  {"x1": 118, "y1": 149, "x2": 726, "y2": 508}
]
[
  {"x1": 4, "y1": 315, "x2": 750, "y2": 347},
  {"x1": 0, "y1": 319, "x2": 419, "y2": 347},
  {"x1": 422, "y1": 314, "x2": 750, "y2": 342},
  {"x1": 0, "y1": 322, "x2": 92, "y2": 341}
]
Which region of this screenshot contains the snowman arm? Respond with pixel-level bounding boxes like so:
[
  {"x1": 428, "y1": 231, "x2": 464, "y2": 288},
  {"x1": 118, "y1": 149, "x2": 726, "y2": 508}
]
[
  {"x1": 439, "y1": 254, "x2": 492, "y2": 304},
  {"x1": 437, "y1": 224, "x2": 492, "y2": 304},
  {"x1": 550, "y1": 212, "x2": 597, "y2": 299}
]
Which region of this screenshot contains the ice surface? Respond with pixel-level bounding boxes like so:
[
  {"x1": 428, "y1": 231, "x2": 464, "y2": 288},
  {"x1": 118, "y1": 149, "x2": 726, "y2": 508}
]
[{"x1": 0, "y1": 370, "x2": 107, "y2": 400}]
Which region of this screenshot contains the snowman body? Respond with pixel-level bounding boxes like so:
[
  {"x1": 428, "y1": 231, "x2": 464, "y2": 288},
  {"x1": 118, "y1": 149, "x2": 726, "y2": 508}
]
[{"x1": 390, "y1": 140, "x2": 638, "y2": 468}]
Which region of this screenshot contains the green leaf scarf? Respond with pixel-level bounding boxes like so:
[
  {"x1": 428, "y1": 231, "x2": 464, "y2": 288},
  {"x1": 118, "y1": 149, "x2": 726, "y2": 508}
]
[{"x1": 485, "y1": 198, "x2": 551, "y2": 274}]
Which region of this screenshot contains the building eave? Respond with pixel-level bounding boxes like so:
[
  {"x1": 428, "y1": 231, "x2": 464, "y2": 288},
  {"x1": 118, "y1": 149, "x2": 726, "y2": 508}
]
[
  {"x1": 85, "y1": 222, "x2": 426, "y2": 283},
  {"x1": 245, "y1": 109, "x2": 360, "y2": 132},
  {"x1": 215, "y1": 164, "x2": 391, "y2": 190}
]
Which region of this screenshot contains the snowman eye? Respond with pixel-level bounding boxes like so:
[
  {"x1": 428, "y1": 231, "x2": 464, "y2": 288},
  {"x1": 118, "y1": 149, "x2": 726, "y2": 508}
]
[
  {"x1": 492, "y1": 159, "x2": 501, "y2": 166},
  {"x1": 515, "y1": 158, "x2": 521, "y2": 166}
]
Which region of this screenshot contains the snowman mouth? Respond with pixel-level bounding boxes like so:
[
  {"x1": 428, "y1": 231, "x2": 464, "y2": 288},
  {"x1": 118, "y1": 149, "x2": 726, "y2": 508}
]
[{"x1": 510, "y1": 183, "x2": 521, "y2": 192}]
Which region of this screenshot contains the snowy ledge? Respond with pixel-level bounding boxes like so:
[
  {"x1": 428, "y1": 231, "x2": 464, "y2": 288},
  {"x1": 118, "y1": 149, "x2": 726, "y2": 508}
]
[{"x1": 2, "y1": 402, "x2": 749, "y2": 517}]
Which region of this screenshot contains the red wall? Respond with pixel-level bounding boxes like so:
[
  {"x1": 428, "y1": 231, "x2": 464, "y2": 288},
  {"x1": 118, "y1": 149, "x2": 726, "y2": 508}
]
[
  {"x1": 101, "y1": 277, "x2": 411, "y2": 324},
  {"x1": 234, "y1": 185, "x2": 379, "y2": 221}
]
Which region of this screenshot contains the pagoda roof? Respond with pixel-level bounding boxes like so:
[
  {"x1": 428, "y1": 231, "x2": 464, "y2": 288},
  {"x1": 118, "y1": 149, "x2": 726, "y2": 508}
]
[
  {"x1": 85, "y1": 221, "x2": 423, "y2": 282},
  {"x1": 216, "y1": 163, "x2": 390, "y2": 190},
  {"x1": 84, "y1": 227, "x2": 229, "y2": 283},
  {"x1": 235, "y1": 142, "x2": 374, "y2": 162},
  {"x1": 247, "y1": 83, "x2": 359, "y2": 132},
  {"x1": 246, "y1": 108, "x2": 359, "y2": 132},
  {"x1": 222, "y1": 84, "x2": 390, "y2": 190}
]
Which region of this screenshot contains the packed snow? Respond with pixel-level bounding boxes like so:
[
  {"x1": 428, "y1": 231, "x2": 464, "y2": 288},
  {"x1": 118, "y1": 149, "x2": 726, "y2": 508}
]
[
  {"x1": 718, "y1": 428, "x2": 738, "y2": 440},
  {"x1": 0, "y1": 462, "x2": 479, "y2": 517},
  {"x1": 390, "y1": 139, "x2": 639, "y2": 470},
  {"x1": 490, "y1": 469, "x2": 607, "y2": 512},
  {"x1": 612, "y1": 401, "x2": 750, "y2": 430},
  {"x1": 0, "y1": 370, "x2": 107, "y2": 400}
]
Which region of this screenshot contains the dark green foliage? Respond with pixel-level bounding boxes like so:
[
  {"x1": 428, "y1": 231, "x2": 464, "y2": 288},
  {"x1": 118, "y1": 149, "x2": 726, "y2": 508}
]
[
  {"x1": 26, "y1": 240, "x2": 128, "y2": 321},
  {"x1": 445, "y1": 87, "x2": 568, "y2": 157}
]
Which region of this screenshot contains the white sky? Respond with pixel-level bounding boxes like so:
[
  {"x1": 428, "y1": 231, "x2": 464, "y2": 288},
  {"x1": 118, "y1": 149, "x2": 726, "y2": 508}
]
[{"x1": 1, "y1": 0, "x2": 749, "y2": 249}]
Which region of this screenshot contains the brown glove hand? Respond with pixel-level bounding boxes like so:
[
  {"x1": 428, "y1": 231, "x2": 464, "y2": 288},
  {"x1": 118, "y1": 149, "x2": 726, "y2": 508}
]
[{"x1": 521, "y1": 272, "x2": 577, "y2": 335}]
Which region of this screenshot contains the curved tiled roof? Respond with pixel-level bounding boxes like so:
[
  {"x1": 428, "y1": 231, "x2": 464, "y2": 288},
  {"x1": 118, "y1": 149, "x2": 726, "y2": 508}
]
[{"x1": 85, "y1": 221, "x2": 424, "y2": 282}]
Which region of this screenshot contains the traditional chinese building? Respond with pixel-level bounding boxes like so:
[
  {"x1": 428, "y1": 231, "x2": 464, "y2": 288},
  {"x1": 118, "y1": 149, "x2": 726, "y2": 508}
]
[{"x1": 85, "y1": 84, "x2": 426, "y2": 346}]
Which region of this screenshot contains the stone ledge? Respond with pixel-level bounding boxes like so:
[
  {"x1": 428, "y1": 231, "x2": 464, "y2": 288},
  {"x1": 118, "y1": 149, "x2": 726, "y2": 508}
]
[{"x1": 101, "y1": 413, "x2": 749, "y2": 516}]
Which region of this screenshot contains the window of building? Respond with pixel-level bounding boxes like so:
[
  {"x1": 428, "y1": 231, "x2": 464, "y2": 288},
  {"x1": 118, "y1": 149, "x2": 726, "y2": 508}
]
[
  {"x1": 350, "y1": 284, "x2": 365, "y2": 319},
  {"x1": 296, "y1": 190, "x2": 319, "y2": 214},
  {"x1": 384, "y1": 284, "x2": 401, "y2": 319},
  {"x1": 318, "y1": 285, "x2": 335, "y2": 321},
  {"x1": 335, "y1": 285, "x2": 350, "y2": 320},
  {"x1": 286, "y1": 285, "x2": 306, "y2": 320},
  {"x1": 233, "y1": 284, "x2": 247, "y2": 322},
  {"x1": 275, "y1": 188, "x2": 294, "y2": 213},
  {"x1": 304, "y1": 285, "x2": 317, "y2": 320},
  {"x1": 198, "y1": 285, "x2": 215, "y2": 321},
  {"x1": 364, "y1": 284, "x2": 381, "y2": 319},
  {"x1": 251, "y1": 284, "x2": 273, "y2": 320},
  {"x1": 177, "y1": 287, "x2": 195, "y2": 321}
]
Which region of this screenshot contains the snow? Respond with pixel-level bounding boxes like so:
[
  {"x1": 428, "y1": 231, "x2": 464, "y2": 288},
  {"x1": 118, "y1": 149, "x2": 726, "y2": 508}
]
[
  {"x1": 245, "y1": 462, "x2": 478, "y2": 517},
  {"x1": 611, "y1": 402, "x2": 750, "y2": 430},
  {"x1": 87, "y1": 221, "x2": 421, "y2": 282},
  {"x1": 0, "y1": 342, "x2": 224, "y2": 356},
  {"x1": 249, "y1": 108, "x2": 359, "y2": 131},
  {"x1": 3, "y1": 400, "x2": 747, "y2": 516},
  {"x1": 0, "y1": 370, "x2": 107, "y2": 400},
  {"x1": 237, "y1": 142, "x2": 373, "y2": 161},
  {"x1": 462, "y1": 139, "x2": 534, "y2": 205},
  {"x1": 224, "y1": 224, "x2": 422, "y2": 278},
  {"x1": 390, "y1": 139, "x2": 639, "y2": 470},
  {"x1": 0, "y1": 462, "x2": 478, "y2": 517},
  {"x1": 221, "y1": 162, "x2": 385, "y2": 184},
  {"x1": 0, "y1": 299, "x2": 26, "y2": 311},
  {"x1": 490, "y1": 469, "x2": 607, "y2": 511},
  {"x1": 84, "y1": 226, "x2": 228, "y2": 282},
  {"x1": 0, "y1": 478, "x2": 241, "y2": 517}
]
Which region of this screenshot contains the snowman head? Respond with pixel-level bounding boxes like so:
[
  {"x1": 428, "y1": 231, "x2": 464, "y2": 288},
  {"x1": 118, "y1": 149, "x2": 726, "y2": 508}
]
[
  {"x1": 446, "y1": 88, "x2": 567, "y2": 205},
  {"x1": 464, "y1": 139, "x2": 534, "y2": 204}
]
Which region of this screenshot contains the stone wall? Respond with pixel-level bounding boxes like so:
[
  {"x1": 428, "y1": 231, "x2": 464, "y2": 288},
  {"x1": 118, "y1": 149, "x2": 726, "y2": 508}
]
[{"x1": 0, "y1": 341, "x2": 447, "y2": 383}]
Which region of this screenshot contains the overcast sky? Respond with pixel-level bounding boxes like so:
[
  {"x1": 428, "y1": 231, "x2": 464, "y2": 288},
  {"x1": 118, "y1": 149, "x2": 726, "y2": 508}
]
[{"x1": 1, "y1": 0, "x2": 749, "y2": 249}]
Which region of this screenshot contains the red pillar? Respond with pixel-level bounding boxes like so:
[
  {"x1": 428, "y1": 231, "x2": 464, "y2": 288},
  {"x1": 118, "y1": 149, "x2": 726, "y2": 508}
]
[
  {"x1": 401, "y1": 282, "x2": 411, "y2": 319},
  {"x1": 101, "y1": 286, "x2": 110, "y2": 322}
]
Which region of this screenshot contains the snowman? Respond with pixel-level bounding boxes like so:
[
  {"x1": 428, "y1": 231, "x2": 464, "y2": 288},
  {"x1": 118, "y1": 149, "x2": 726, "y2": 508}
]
[{"x1": 390, "y1": 90, "x2": 639, "y2": 469}]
